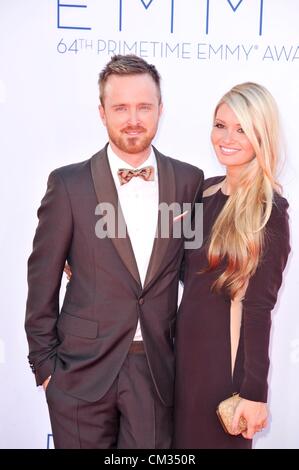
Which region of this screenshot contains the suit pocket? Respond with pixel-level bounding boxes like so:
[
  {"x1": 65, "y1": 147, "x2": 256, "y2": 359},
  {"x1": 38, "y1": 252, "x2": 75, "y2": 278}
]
[{"x1": 57, "y1": 311, "x2": 98, "y2": 339}]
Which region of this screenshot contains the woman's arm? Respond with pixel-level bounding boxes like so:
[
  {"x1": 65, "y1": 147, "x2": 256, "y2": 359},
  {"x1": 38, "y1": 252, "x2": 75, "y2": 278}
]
[{"x1": 234, "y1": 196, "x2": 290, "y2": 438}]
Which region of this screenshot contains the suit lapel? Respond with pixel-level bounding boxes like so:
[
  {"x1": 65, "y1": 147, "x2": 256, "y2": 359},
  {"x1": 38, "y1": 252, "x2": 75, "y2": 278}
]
[
  {"x1": 90, "y1": 146, "x2": 141, "y2": 286},
  {"x1": 144, "y1": 148, "x2": 176, "y2": 289}
]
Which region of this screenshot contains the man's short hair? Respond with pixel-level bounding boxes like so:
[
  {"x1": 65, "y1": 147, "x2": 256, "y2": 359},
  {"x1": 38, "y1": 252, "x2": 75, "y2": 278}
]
[{"x1": 98, "y1": 54, "x2": 161, "y2": 105}]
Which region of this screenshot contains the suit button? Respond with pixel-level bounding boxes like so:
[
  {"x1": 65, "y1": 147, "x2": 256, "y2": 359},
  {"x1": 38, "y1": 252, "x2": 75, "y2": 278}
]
[{"x1": 139, "y1": 298, "x2": 144, "y2": 305}]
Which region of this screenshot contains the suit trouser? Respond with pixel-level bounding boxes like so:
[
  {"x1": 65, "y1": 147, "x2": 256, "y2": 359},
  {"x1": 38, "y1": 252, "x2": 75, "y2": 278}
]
[{"x1": 45, "y1": 348, "x2": 173, "y2": 449}]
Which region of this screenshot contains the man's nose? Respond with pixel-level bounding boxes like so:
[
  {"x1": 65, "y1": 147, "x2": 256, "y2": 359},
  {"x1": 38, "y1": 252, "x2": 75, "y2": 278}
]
[{"x1": 127, "y1": 109, "x2": 140, "y2": 125}]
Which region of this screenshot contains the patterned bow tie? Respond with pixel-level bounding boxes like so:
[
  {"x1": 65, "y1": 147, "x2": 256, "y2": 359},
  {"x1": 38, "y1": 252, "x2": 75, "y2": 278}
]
[{"x1": 117, "y1": 166, "x2": 155, "y2": 185}]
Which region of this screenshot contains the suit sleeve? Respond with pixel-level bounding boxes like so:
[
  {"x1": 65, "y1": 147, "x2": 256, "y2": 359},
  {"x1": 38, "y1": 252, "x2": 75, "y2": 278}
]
[
  {"x1": 25, "y1": 170, "x2": 73, "y2": 385},
  {"x1": 239, "y1": 197, "x2": 290, "y2": 402}
]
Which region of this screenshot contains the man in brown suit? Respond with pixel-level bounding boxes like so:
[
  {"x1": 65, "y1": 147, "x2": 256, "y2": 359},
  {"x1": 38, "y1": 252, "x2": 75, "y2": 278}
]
[{"x1": 25, "y1": 55, "x2": 203, "y2": 448}]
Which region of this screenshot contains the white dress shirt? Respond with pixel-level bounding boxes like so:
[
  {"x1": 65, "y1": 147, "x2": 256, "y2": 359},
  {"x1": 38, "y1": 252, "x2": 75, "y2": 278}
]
[{"x1": 107, "y1": 145, "x2": 159, "y2": 341}]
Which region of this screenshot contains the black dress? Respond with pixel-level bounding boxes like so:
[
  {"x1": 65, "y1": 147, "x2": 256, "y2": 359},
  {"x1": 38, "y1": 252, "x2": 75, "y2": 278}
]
[{"x1": 174, "y1": 176, "x2": 290, "y2": 449}]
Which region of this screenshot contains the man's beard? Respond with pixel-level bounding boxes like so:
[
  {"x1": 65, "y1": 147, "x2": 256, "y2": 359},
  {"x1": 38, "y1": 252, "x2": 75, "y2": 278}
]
[{"x1": 108, "y1": 125, "x2": 157, "y2": 155}]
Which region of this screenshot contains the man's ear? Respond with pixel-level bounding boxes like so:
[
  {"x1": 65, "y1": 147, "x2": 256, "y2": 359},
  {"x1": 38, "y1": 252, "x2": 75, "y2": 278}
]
[
  {"x1": 159, "y1": 102, "x2": 163, "y2": 117},
  {"x1": 99, "y1": 104, "x2": 106, "y2": 126}
]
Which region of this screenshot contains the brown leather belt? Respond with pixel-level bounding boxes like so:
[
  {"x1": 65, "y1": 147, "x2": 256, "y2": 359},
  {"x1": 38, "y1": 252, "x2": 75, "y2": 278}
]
[{"x1": 128, "y1": 341, "x2": 145, "y2": 354}]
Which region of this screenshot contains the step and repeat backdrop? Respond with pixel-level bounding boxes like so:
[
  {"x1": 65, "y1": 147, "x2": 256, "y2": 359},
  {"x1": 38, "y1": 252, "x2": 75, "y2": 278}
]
[{"x1": 0, "y1": 0, "x2": 298, "y2": 448}]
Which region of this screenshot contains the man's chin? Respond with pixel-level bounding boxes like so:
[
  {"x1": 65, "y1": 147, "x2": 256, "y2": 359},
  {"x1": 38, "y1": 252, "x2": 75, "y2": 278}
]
[{"x1": 119, "y1": 139, "x2": 150, "y2": 155}]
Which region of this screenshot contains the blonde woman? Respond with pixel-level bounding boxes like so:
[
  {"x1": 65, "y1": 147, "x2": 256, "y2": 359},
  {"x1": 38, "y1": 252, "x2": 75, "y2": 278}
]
[{"x1": 174, "y1": 83, "x2": 290, "y2": 449}]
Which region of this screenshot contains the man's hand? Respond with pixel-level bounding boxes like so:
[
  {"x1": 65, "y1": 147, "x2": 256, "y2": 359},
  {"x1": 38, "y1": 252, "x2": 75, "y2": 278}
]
[
  {"x1": 42, "y1": 375, "x2": 51, "y2": 391},
  {"x1": 64, "y1": 262, "x2": 72, "y2": 280}
]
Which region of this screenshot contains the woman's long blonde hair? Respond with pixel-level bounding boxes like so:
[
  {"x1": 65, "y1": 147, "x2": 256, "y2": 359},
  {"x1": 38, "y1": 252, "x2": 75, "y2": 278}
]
[{"x1": 207, "y1": 82, "x2": 281, "y2": 299}]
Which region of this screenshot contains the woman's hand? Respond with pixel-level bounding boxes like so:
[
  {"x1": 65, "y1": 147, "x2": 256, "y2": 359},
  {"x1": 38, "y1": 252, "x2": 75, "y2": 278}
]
[
  {"x1": 64, "y1": 262, "x2": 72, "y2": 280},
  {"x1": 232, "y1": 398, "x2": 268, "y2": 439}
]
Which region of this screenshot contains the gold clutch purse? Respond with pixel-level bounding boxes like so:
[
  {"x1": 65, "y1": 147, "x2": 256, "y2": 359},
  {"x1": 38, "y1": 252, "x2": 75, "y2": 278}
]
[{"x1": 216, "y1": 394, "x2": 247, "y2": 435}]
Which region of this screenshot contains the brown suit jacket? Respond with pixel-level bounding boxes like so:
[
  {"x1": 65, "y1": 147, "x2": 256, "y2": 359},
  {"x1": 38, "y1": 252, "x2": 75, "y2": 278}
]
[{"x1": 25, "y1": 145, "x2": 204, "y2": 405}]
